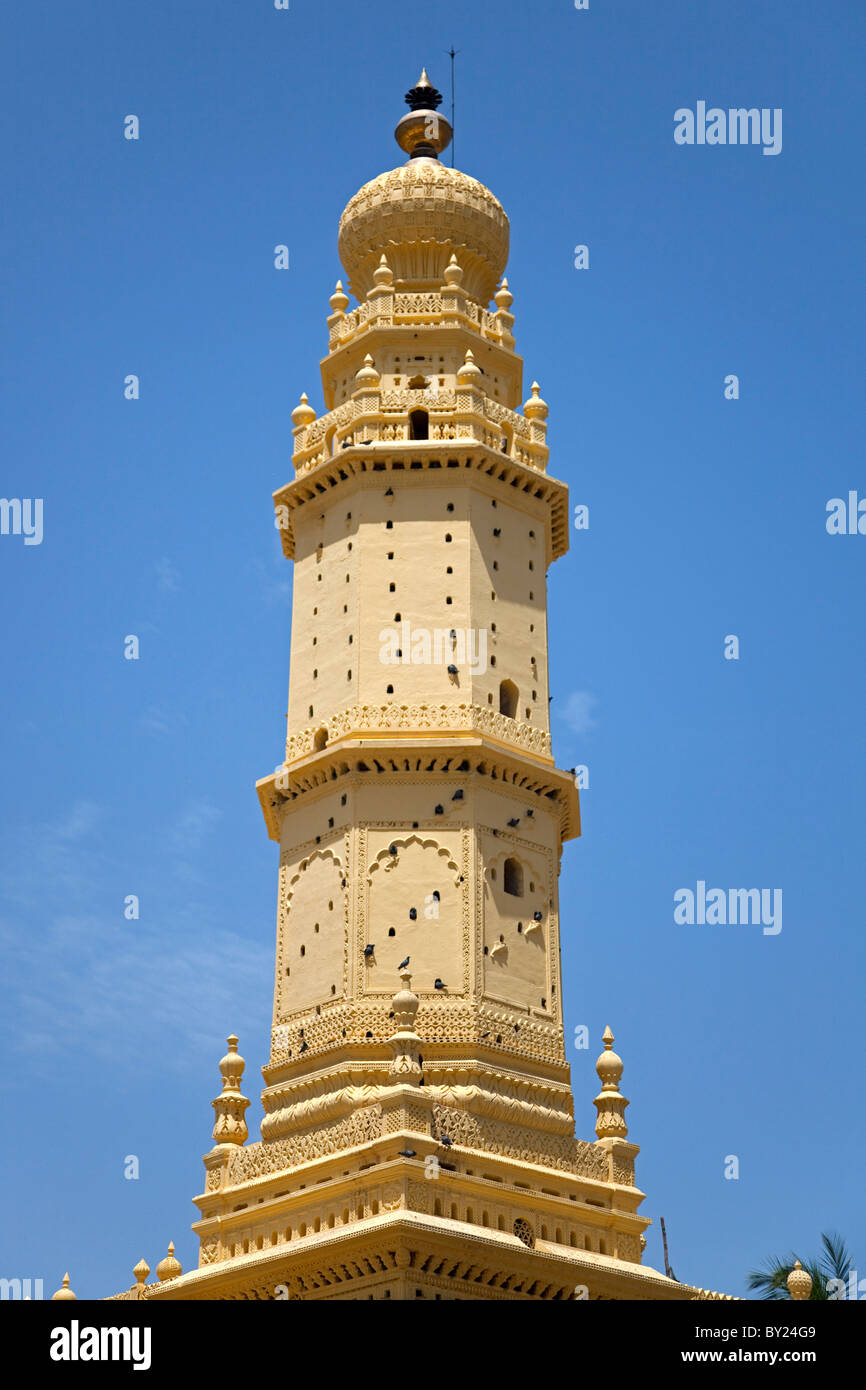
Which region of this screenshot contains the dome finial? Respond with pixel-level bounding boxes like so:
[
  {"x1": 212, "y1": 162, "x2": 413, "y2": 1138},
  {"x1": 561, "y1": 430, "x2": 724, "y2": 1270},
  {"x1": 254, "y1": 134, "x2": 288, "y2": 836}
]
[
  {"x1": 396, "y1": 69, "x2": 452, "y2": 160},
  {"x1": 786, "y1": 1259, "x2": 813, "y2": 1301},
  {"x1": 593, "y1": 1025, "x2": 630, "y2": 1140}
]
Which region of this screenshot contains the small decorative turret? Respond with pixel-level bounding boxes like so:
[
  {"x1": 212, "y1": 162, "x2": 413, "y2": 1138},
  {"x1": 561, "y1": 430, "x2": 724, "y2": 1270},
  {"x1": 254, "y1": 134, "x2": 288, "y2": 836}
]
[
  {"x1": 394, "y1": 68, "x2": 453, "y2": 161},
  {"x1": 156, "y1": 1241, "x2": 183, "y2": 1283},
  {"x1": 523, "y1": 381, "x2": 548, "y2": 421},
  {"x1": 593, "y1": 1026, "x2": 629, "y2": 1140},
  {"x1": 329, "y1": 280, "x2": 350, "y2": 316},
  {"x1": 291, "y1": 392, "x2": 316, "y2": 430},
  {"x1": 494, "y1": 277, "x2": 513, "y2": 312},
  {"x1": 51, "y1": 1272, "x2": 77, "y2": 1301},
  {"x1": 494, "y1": 277, "x2": 515, "y2": 346},
  {"x1": 457, "y1": 348, "x2": 482, "y2": 386},
  {"x1": 443, "y1": 253, "x2": 465, "y2": 289},
  {"x1": 211, "y1": 1034, "x2": 250, "y2": 1146},
  {"x1": 133, "y1": 1259, "x2": 150, "y2": 1289},
  {"x1": 372, "y1": 253, "x2": 394, "y2": 290},
  {"x1": 786, "y1": 1259, "x2": 813, "y2": 1301},
  {"x1": 354, "y1": 353, "x2": 380, "y2": 389},
  {"x1": 388, "y1": 971, "x2": 423, "y2": 1082}
]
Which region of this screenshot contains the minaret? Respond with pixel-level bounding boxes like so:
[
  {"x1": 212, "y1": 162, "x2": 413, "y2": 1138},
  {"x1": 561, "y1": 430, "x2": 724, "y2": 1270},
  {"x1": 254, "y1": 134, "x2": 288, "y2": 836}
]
[{"x1": 126, "y1": 71, "x2": 726, "y2": 1302}]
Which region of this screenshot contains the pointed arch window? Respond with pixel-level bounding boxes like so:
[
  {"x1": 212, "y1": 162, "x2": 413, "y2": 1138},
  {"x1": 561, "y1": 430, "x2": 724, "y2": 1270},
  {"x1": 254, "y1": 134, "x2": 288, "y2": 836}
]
[
  {"x1": 409, "y1": 409, "x2": 429, "y2": 440},
  {"x1": 499, "y1": 679, "x2": 518, "y2": 719},
  {"x1": 503, "y1": 857, "x2": 524, "y2": 897}
]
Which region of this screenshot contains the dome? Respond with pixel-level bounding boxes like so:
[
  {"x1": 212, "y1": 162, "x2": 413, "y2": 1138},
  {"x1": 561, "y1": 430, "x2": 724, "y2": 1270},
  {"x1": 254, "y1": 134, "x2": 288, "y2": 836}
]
[{"x1": 337, "y1": 71, "x2": 509, "y2": 306}]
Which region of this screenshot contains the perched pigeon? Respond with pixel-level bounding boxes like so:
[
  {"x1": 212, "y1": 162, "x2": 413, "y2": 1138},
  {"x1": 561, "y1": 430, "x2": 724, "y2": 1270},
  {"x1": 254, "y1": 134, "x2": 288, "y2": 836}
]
[
  {"x1": 398, "y1": 1149, "x2": 416, "y2": 1158},
  {"x1": 534, "y1": 911, "x2": 543, "y2": 921},
  {"x1": 440, "y1": 1134, "x2": 452, "y2": 1148},
  {"x1": 434, "y1": 978, "x2": 446, "y2": 991},
  {"x1": 452, "y1": 790, "x2": 463, "y2": 801},
  {"x1": 364, "y1": 944, "x2": 375, "y2": 958},
  {"x1": 507, "y1": 818, "x2": 520, "y2": 827},
  {"x1": 398, "y1": 955, "x2": 410, "y2": 970}
]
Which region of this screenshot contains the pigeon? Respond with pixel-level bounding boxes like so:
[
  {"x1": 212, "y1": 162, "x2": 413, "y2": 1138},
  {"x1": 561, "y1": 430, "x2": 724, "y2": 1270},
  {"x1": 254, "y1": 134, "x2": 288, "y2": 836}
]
[
  {"x1": 493, "y1": 528, "x2": 501, "y2": 537},
  {"x1": 449, "y1": 629, "x2": 457, "y2": 642},
  {"x1": 385, "y1": 487, "x2": 394, "y2": 496},
  {"x1": 434, "y1": 978, "x2": 446, "y2": 990},
  {"x1": 432, "y1": 891, "x2": 440, "y2": 901},
  {"x1": 507, "y1": 818, "x2": 520, "y2": 827},
  {"x1": 526, "y1": 810, "x2": 534, "y2": 818},
  {"x1": 398, "y1": 1149, "x2": 416, "y2": 1158},
  {"x1": 434, "y1": 805, "x2": 444, "y2": 815},
  {"x1": 533, "y1": 911, "x2": 543, "y2": 921},
  {"x1": 452, "y1": 789, "x2": 463, "y2": 801},
  {"x1": 389, "y1": 843, "x2": 398, "y2": 856},
  {"x1": 398, "y1": 955, "x2": 410, "y2": 970},
  {"x1": 447, "y1": 664, "x2": 458, "y2": 675},
  {"x1": 364, "y1": 944, "x2": 375, "y2": 958},
  {"x1": 409, "y1": 908, "x2": 417, "y2": 920},
  {"x1": 440, "y1": 1135, "x2": 452, "y2": 1148}
]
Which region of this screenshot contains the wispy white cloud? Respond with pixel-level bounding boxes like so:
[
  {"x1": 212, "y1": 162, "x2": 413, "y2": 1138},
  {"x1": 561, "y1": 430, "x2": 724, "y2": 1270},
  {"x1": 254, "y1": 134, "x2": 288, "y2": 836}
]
[
  {"x1": 139, "y1": 704, "x2": 188, "y2": 738},
  {"x1": 561, "y1": 690, "x2": 599, "y2": 735},
  {"x1": 0, "y1": 799, "x2": 270, "y2": 1078},
  {"x1": 155, "y1": 557, "x2": 180, "y2": 592}
]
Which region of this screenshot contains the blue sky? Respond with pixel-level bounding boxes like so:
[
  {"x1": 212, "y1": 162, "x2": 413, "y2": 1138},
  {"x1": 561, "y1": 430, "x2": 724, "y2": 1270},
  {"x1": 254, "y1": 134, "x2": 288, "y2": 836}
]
[{"x1": 2, "y1": 0, "x2": 864, "y2": 1299}]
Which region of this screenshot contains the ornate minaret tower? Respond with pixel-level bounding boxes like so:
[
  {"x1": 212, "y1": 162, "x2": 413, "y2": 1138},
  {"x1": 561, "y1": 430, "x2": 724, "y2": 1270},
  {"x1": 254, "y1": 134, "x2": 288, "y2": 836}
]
[{"x1": 111, "y1": 72, "x2": 726, "y2": 1303}]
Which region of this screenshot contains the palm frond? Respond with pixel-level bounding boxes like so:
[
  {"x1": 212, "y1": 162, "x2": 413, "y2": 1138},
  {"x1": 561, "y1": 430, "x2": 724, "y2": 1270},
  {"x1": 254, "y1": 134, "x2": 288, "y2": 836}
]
[{"x1": 747, "y1": 1232, "x2": 855, "y2": 1300}]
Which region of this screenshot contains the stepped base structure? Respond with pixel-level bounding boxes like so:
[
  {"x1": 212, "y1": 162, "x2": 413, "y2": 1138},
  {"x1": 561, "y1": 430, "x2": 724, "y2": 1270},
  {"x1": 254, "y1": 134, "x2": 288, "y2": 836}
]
[{"x1": 86, "y1": 70, "x2": 731, "y2": 1303}]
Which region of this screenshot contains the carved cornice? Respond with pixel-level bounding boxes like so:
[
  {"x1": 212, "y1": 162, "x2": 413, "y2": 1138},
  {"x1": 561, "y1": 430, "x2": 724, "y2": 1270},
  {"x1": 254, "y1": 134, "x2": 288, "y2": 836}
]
[{"x1": 285, "y1": 701, "x2": 552, "y2": 764}]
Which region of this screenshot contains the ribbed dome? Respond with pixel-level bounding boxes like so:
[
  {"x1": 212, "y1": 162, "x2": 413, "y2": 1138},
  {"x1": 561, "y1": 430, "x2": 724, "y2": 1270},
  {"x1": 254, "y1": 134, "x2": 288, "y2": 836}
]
[{"x1": 338, "y1": 157, "x2": 509, "y2": 307}]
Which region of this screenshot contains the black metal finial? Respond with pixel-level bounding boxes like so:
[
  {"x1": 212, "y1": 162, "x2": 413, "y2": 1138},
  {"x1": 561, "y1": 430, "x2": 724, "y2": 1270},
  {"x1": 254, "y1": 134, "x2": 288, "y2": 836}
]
[{"x1": 404, "y1": 68, "x2": 443, "y2": 112}]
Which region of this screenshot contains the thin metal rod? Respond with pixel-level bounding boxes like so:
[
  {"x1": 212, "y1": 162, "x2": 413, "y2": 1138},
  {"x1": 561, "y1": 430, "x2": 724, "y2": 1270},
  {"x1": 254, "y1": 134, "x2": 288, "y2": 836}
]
[{"x1": 447, "y1": 46, "x2": 458, "y2": 166}]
